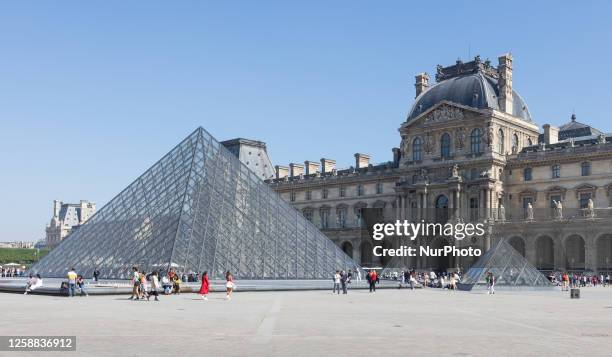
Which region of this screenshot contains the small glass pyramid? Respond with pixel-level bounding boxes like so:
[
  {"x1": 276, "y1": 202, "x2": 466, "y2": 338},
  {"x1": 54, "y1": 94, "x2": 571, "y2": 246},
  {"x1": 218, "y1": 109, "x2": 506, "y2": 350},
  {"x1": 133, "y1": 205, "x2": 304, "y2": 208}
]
[
  {"x1": 458, "y1": 239, "x2": 554, "y2": 291},
  {"x1": 30, "y1": 127, "x2": 359, "y2": 279}
]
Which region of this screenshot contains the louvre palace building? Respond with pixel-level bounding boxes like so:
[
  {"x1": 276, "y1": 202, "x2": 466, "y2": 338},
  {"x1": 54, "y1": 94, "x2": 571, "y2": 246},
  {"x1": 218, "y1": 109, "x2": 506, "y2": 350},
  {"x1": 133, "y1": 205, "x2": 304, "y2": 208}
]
[{"x1": 266, "y1": 54, "x2": 612, "y2": 274}]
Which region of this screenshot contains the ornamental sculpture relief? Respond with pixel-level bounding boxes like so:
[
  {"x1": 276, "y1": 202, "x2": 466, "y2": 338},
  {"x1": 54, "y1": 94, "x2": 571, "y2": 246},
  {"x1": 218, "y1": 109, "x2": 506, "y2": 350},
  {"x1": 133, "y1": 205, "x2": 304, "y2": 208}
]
[
  {"x1": 424, "y1": 105, "x2": 464, "y2": 124},
  {"x1": 455, "y1": 127, "x2": 466, "y2": 150},
  {"x1": 423, "y1": 133, "x2": 434, "y2": 154}
]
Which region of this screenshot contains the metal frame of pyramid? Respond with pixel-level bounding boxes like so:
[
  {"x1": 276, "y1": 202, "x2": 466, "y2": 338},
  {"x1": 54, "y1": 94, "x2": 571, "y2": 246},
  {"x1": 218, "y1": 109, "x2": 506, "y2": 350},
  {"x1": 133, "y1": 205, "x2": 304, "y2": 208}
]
[
  {"x1": 30, "y1": 127, "x2": 359, "y2": 279},
  {"x1": 457, "y1": 239, "x2": 554, "y2": 291}
]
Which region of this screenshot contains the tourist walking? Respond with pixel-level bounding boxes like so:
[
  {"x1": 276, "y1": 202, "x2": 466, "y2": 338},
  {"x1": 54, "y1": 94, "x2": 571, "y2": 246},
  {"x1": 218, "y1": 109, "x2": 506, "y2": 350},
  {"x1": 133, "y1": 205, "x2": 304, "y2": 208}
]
[
  {"x1": 199, "y1": 271, "x2": 210, "y2": 300},
  {"x1": 148, "y1": 271, "x2": 160, "y2": 301},
  {"x1": 139, "y1": 271, "x2": 148, "y2": 299},
  {"x1": 225, "y1": 271, "x2": 235, "y2": 300},
  {"x1": 93, "y1": 268, "x2": 100, "y2": 283},
  {"x1": 368, "y1": 270, "x2": 377, "y2": 293},
  {"x1": 340, "y1": 270, "x2": 348, "y2": 294},
  {"x1": 67, "y1": 268, "x2": 78, "y2": 297},
  {"x1": 486, "y1": 272, "x2": 495, "y2": 295},
  {"x1": 333, "y1": 270, "x2": 341, "y2": 294},
  {"x1": 130, "y1": 266, "x2": 140, "y2": 300}
]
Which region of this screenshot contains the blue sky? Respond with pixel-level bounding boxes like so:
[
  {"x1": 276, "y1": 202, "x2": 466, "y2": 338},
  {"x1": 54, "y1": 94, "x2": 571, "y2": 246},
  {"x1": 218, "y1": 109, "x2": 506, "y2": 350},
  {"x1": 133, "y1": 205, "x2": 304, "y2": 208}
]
[{"x1": 1, "y1": 1, "x2": 611, "y2": 241}]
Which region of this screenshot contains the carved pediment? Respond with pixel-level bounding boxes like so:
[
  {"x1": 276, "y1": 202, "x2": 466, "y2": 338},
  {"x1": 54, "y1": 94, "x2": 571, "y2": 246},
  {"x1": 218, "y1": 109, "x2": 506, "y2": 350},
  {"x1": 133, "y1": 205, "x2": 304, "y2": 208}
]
[
  {"x1": 423, "y1": 104, "x2": 464, "y2": 124},
  {"x1": 545, "y1": 185, "x2": 567, "y2": 200},
  {"x1": 574, "y1": 183, "x2": 597, "y2": 198}
]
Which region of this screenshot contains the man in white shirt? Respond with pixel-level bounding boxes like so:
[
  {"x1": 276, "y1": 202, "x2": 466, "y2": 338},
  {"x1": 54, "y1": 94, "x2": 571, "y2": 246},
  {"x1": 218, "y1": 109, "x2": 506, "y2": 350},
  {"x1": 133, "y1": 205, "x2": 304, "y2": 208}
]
[{"x1": 333, "y1": 271, "x2": 341, "y2": 294}]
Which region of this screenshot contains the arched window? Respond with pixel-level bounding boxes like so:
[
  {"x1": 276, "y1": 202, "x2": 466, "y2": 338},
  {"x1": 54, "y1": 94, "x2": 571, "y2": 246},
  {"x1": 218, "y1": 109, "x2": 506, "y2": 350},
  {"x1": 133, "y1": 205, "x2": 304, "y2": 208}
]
[
  {"x1": 412, "y1": 137, "x2": 423, "y2": 161},
  {"x1": 440, "y1": 133, "x2": 451, "y2": 159},
  {"x1": 470, "y1": 128, "x2": 482, "y2": 153},
  {"x1": 497, "y1": 129, "x2": 505, "y2": 154},
  {"x1": 435, "y1": 195, "x2": 449, "y2": 223},
  {"x1": 512, "y1": 134, "x2": 519, "y2": 152},
  {"x1": 526, "y1": 137, "x2": 533, "y2": 146}
]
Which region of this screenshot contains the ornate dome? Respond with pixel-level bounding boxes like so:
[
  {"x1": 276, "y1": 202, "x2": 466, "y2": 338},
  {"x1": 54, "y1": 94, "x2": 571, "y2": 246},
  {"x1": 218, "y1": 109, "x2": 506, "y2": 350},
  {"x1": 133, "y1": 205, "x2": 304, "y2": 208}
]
[{"x1": 407, "y1": 70, "x2": 533, "y2": 123}]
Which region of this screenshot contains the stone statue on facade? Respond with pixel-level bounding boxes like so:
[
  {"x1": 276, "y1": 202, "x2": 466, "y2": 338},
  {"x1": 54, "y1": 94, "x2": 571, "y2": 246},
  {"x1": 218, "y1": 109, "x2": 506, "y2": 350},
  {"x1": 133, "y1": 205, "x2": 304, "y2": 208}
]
[
  {"x1": 485, "y1": 124, "x2": 495, "y2": 148},
  {"x1": 526, "y1": 202, "x2": 534, "y2": 221},
  {"x1": 498, "y1": 204, "x2": 506, "y2": 223},
  {"x1": 598, "y1": 133, "x2": 607, "y2": 144},
  {"x1": 451, "y1": 164, "x2": 460, "y2": 178},
  {"x1": 400, "y1": 137, "x2": 409, "y2": 156},
  {"x1": 553, "y1": 200, "x2": 563, "y2": 220},
  {"x1": 587, "y1": 198, "x2": 596, "y2": 219}
]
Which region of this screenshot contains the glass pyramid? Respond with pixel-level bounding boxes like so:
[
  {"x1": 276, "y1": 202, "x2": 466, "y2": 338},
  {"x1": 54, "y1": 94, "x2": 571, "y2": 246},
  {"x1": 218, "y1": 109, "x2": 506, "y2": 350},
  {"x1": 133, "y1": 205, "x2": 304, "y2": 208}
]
[
  {"x1": 458, "y1": 239, "x2": 553, "y2": 291},
  {"x1": 30, "y1": 127, "x2": 359, "y2": 279}
]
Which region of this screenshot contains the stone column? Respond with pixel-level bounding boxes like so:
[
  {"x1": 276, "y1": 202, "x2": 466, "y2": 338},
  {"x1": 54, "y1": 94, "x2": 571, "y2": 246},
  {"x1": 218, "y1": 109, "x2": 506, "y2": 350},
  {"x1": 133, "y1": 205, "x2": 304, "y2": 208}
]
[
  {"x1": 416, "y1": 193, "x2": 422, "y2": 221},
  {"x1": 422, "y1": 191, "x2": 428, "y2": 222},
  {"x1": 453, "y1": 189, "x2": 460, "y2": 221},
  {"x1": 485, "y1": 188, "x2": 492, "y2": 221},
  {"x1": 402, "y1": 194, "x2": 408, "y2": 221},
  {"x1": 395, "y1": 196, "x2": 401, "y2": 221}
]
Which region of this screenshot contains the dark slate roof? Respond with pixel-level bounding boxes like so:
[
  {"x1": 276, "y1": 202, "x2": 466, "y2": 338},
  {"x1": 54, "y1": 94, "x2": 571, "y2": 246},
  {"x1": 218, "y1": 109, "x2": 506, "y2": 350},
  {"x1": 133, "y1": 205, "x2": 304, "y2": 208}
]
[
  {"x1": 406, "y1": 72, "x2": 532, "y2": 123},
  {"x1": 558, "y1": 114, "x2": 602, "y2": 140}
]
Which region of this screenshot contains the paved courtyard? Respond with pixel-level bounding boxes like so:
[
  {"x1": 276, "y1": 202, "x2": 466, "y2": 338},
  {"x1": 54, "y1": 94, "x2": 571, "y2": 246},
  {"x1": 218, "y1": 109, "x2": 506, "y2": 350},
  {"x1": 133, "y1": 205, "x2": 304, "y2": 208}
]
[{"x1": 1, "y1": 287, "x2": 611, "y2": 356}]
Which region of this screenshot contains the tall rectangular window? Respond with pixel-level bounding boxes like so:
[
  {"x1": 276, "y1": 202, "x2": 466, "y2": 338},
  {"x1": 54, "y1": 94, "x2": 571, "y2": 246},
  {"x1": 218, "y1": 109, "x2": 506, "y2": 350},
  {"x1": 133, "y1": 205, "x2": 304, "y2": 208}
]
[
  {"x1": 339, "y1": 186, "x2": 346, "y2": 197},
  {"x1": 524, "y1": 168, "x2": 532, "y2": 181},
  {"x1": 552, "y1": 165, "x2": 561, "y2": 179},
  {"x1": 581, "y1": 162, "x2": 591, "y2": 176},
  {"x1": 376, "y1": 182, "x2": 383, "y2": 194},
  {"x1": 579, "y1": 193, "x2": 592, "y2": 209}
]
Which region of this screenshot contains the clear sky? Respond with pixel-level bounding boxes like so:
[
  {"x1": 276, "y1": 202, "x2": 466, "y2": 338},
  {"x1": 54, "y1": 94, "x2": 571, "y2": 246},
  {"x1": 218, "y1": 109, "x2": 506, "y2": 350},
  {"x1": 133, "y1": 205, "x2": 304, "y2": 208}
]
[{"x1": 1, "y1": 1, "x2": 611, "y2": 242}]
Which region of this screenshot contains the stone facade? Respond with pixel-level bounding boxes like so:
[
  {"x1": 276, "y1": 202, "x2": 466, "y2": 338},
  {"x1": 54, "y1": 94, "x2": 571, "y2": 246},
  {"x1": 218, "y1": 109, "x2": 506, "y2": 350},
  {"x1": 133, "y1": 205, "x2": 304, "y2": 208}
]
[
  {"x1": 45, "y1": 200, "x2": 96, "y2": 249},
  {"x1": 265, "y1": 54, "x2": 612, "y2": 274}
]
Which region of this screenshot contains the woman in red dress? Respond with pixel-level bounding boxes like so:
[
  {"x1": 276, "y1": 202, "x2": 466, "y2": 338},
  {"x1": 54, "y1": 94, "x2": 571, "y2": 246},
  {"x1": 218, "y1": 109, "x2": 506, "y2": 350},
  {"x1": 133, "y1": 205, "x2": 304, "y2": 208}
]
[{"x1": 199, "y1": 271, "x2": 209, "y2": 300}]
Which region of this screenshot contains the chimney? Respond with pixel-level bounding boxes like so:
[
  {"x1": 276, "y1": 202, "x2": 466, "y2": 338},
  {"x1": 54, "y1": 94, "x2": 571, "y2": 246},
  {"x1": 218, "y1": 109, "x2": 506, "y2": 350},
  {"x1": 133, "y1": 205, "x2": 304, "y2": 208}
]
[
  {"x1": 320, "y1": 158, "x2": 336, "y2": 174},
  {"x1": 304, "y1": 160, "x2": 319, "y2": 175},
  {"x1": 289, "y1": 163, "x2": 304, "y2": 177},
  {"x1": 543, "y1": 124, "x2": 559, "y2": 145},
  {"x1": 354, "y1": 153, "x2": 371, "y2": 169},
  {"x1": 498, "y1": 53, "x2": 513, "y2": 114},
  {"x1": 392, "y1": 147, "x2": 401, "y2": 164},
  {"x1": 53, "y1": 200, "x2": 61, "y2": 217},
  {"x1": 415, "y1": 72, "x2": 430, "y2": 98},
  {"x1": 275, "y1": 165, "x2": 289, "y2": 179}
]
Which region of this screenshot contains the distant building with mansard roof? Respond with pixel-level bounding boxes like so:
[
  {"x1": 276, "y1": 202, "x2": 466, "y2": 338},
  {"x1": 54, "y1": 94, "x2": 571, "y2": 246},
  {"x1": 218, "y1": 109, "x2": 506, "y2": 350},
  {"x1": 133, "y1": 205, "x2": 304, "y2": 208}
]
[{"x1": 45, "y1": 200, "x2": 96, "y2": 249}]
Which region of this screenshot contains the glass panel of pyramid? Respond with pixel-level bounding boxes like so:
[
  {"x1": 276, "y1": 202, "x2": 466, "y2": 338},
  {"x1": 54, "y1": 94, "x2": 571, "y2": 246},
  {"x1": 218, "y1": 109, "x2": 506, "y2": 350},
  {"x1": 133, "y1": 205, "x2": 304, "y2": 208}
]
[
  {"x1": 30, "y1": 127, "x2": 359, "y2": 279},
  {"x1": 458, "y1": 239, "x2": 554, "y2": 291}
]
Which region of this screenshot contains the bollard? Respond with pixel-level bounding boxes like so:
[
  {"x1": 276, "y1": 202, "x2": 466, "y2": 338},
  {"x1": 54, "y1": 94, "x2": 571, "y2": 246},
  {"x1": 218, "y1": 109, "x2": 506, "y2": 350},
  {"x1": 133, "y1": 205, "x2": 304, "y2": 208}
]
[{"x1": 570, "y1": 288, "x2": 580, "y2": 299}]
